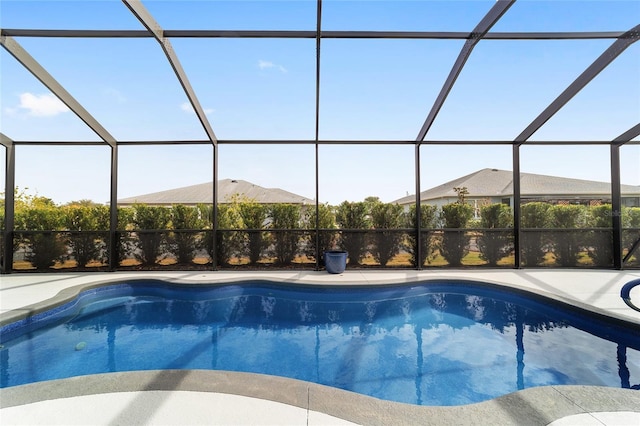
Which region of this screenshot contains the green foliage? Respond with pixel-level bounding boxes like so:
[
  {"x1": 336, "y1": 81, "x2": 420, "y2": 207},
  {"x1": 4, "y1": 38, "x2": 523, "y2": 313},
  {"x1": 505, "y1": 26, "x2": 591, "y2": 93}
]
[
  {"x1": 335, "y1": 201, "x2": 370, "y2": 265},
  {"x1": 12, "y1": 187, "x2": 57, "y2": 211},
  {"x1": 548, "y1": 204, "x2": 587, "y2": 266},
  {"x1": 115, "y1": 207, "x2": 136, "y2": 265},
  {"x1": 215, "y1": 203, "x2": 244, "y2": 266},
  {"x1": 586, "y1": 204, "x2": 613, "y2": 267},
  {"x1": 478, "y1": 203, "x2": 513, "y2": 266},
  {"x1": 440, "y1": 202, "x2": 473, "y2": 228},
  {"x1": 622, "y1": 206, "x2": 640, "y2": 263},
  {"x1": 169, "y1": 204, "x2": 203, "y2": 264},
  {"x1": 406, "y1": 204, "x2": 438, "y2": 267},
  {"x1": 117, "y1": 207, "x2": 134, "y2": 230},
  {"x1": 14, "y1": 205, "x2": 66, "y2": 270},
  {"x1": 303, "y1": 203, "x2": 337, "y2": 261},
  {"x1": 520, "y1": 202, "x2": 552, "y2": 266},
  {"x1": 61, "y1": 204, "x2": 110, "y2": 267},
  {"x1": 369, "y1": 201, "x2": 405, "y2": 266},
  {"x1": 237, "y1": 199, "x2": 268, "y2": 265},
  {"x1": 270, "y1": 203, "x2": 301, "y2": 265},
  {"x1": 624, "y1": 206, "x2": 640, "y2": 228},
  {"x1": 438, "y1": 202, "x2": 473, "y2": 266},
  {"x1": 130, "y1": 204, "x2": 170, "y2": 266}
]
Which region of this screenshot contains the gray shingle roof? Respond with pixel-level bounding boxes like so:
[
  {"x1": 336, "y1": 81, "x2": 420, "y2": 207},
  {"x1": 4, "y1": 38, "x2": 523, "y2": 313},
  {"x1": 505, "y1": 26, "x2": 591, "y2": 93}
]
[
  {"x1": 393, "y1": 168, "x2": 640, "y2": 204},
  {"x1": 118, "y1": 179, "x2": 314, "y2": 205}
]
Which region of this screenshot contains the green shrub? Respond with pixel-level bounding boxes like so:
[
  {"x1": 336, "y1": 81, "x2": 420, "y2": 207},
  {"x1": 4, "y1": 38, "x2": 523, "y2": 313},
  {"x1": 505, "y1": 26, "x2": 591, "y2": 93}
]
[
  {"x1": 369, "y1": 201, "x2": 405, "y2": 266},
  {"x1": 335, "y1": 201, "x2": 370, "y2": 265},
  {"x1": 169, "y1": 204, "x2": 203, "y2": 264},
  {"x1": 622, "y1": 206, "x2": 640, "y2": 263},
  {"x1": 586, "y1": 204, "x2": 613, "y2": 267},
  {"x1": 548, "y1": 204, "x2": 587, "y2": 266},
  {"x1": 15, "y1": 206, "x2": 66, "y2": 270},
  {"x1": 520, "y1": 202, "x2": 552, "y2": 266},
  {"x1": 238, "y1": 199, "x2": 268, "y2": 265},
  {"x1": 115, "y1": 207, "x2": 135, "y2": 265},
  {"x1": 131, "y1": 204, "x2": 170, "y2": 266},
  {"x1": 438, "y1": 203, "x2": 473, "y2": 266},
  {"x1": 406, "y1": 204, "x2": 438, "y2": 267},
  {"x1": 197, "y1": 203, "x2": 242, "y2": 267},
  {"x1": 270, "y1": 203, "x2": 301, "y2": 265},
  {"x1": 303, "y1": 203, "x2": 337, "y2": 262},
  {"x1": 62, "y1": 204, "x2": 110, "y2": 267},
  {"x1": 478, "y1": 203, "x2": 513, "y2": 266}
]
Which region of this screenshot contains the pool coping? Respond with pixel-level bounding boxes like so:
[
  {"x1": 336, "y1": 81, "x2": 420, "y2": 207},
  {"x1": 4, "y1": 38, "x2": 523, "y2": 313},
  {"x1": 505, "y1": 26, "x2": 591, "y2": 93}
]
[
  {"x1": 1, "y1": 270, "x2": 640, "y2": 424},
  {"x1": 1, "y1": 370, "x2": 639, "y2": 426},
  {"x1": 2, "y1": 269, "x2": 640, "y2": 327}
]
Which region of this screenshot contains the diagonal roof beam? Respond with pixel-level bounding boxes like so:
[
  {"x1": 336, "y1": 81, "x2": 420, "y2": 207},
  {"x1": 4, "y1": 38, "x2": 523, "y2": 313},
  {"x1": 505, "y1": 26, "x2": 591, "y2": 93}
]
[
  {"x1": 613, "y1": 123, "x2": 640, "y2": 146},
  {"x1": 515, "y1": 24, "x2": 640, "y2": 144},
  {"x1": 0, "y1": 35, "x2": 117, "y2": 148},
  {"x1": 416, "y1": 0, "x2": 515, "y2": 143},
  {"x1": 122, "y1": 0, "x2": 218, "y2": 146},
  {"x1": 0, "y1": 132, "x2": 14, "y2": 148}
]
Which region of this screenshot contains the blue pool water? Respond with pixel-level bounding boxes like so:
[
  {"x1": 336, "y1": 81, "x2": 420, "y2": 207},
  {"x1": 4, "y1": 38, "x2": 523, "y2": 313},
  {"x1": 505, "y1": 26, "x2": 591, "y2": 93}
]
[{"x1": 1, "y1": 280, "x2": 639, "y2": 406}]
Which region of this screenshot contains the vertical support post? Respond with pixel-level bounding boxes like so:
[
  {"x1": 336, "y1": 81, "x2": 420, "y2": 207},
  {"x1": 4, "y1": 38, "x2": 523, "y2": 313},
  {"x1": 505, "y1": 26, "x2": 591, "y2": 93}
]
[
  {"x1": 315, "y1": 145, "x2": 320, "y2": 271},
  {"x1": 415, "y1": 144, "x2": 422, "y2": 269},
  {"x1": 512, "y1": 144, "x2": 521, "y2": 268},
  {"x1": 2, "y1": 143, "x2": 15, "y2": 274},
  {"x1": 212, "y1": 143, "x2": 218, "y2": 270},
  {"x1": 108, "y1": 145, "x2": 118, "y2": 271},
  {"x1": 314, "y1": 0, "x2": 322, "y2": 271},
  {"x1": 611, "y1": 144, "x2": 622, "y2": 269}
]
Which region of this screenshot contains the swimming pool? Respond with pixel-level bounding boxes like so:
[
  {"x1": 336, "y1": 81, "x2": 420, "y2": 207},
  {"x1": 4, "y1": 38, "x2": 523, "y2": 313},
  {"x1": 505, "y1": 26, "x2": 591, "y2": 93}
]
[{"x1": 1, "y1": 280, "x2": 639, "y2": 406}]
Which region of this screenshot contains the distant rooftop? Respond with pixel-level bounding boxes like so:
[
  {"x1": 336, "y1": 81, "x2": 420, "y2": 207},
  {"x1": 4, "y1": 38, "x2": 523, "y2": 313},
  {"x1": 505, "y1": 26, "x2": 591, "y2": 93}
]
[
  {"x1": 393, "y1": 168, "x2": 640, "y2": 204},
  {"x1": 117, "y1": 179, "x2": 314, "y2": 206}
]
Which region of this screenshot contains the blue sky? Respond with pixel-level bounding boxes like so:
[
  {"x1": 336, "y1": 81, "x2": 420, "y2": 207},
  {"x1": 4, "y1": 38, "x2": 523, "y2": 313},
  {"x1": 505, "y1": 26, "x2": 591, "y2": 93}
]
[{"x1": 1, "y1": 0, "x2": 639, "y2": 205}]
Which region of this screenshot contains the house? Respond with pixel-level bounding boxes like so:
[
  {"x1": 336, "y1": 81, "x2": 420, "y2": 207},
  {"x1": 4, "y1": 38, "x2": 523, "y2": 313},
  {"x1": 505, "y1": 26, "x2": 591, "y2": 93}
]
[
  {"x1": 392, "y1": 168, "x2": 640, "y2": 217},
  {"x1": 117, "y1": 179, "x2": 314, "y2": 207}
]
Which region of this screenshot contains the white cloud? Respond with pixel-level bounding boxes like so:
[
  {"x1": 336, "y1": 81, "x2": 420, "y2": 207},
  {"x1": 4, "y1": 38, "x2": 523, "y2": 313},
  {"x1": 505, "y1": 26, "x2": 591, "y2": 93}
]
[
  {"x1": 179, "y1": 102, "x2": 214, "y2": 115},
  {"x1": 103, "y1": 88, "x2": 127, "y2": 103},
  {"x1": 17, "y1": 92, "x2": 69, "y2": 117},
  {"x1": 258, "y1": 59, "x2": 287, "y2": 73},
  {"x1": 3, "y1": 107, "x2": 18, "y2": 117}
]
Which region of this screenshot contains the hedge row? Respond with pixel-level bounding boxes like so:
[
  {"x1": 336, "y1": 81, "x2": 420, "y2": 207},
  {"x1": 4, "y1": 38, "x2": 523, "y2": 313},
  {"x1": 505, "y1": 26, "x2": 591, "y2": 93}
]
[{"x1": 4, "y1": 199, "x2": 640, "y2": 270}]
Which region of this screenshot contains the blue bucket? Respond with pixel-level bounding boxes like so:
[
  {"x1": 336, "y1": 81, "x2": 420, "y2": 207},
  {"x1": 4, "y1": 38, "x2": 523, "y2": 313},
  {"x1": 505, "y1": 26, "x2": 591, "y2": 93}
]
[{"x1": 324, "y1": 250, "x2": 348, "y2": 274}]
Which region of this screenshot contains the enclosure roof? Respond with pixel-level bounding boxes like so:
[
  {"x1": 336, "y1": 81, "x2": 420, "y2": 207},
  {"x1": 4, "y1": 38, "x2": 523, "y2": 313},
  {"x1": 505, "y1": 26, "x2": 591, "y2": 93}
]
[
  {"x1": 1, "y1": 0, "x2": 639, "y2": 146},
  {"x1": 0, "y1": 0, "x2": 639, "y2": 207}
]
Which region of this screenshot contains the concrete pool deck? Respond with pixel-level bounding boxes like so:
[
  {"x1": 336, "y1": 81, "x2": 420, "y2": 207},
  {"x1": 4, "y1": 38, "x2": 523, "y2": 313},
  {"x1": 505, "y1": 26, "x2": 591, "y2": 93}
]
[{"x1": 1, "y1": 269, "x2": 639, "y2": 425}]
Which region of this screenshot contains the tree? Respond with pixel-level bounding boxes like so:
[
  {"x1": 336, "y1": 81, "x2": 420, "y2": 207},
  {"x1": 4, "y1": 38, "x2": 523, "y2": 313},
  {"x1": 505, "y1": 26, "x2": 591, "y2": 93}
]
[
  {"x1": 438, "y1": 202, "x2": 473, "y2": 266},
  {"x1": 369, "y1": 201, "x2": 405, "y2": 266},
  {"x1": 335, "y1": 201, "x2": 370, "y2": 265},
  {"x1": 478, "y1": 203, "x2": 513, "y2": 266}
]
